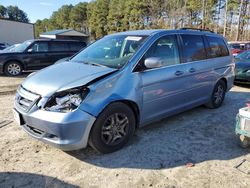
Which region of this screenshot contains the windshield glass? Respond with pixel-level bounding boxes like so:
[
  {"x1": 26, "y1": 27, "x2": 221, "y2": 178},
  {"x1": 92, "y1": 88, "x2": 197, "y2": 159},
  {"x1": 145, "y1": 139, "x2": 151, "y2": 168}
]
[
  {"x1": 13, "y1": 40, "x2": 33, "y2": 52},
  {"x1": 235, "y1": 50, "x2": 250, "y2": 59},
  {"x1": 71, "y1": 35, "x2": 148, "y2": 69}
]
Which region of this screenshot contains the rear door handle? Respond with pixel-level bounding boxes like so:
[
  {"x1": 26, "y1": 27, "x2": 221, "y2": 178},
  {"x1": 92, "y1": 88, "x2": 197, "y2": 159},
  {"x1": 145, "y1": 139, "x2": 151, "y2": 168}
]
[
  {"x1": 189, "y1": 68, "x2": 196, "y2": 73},
  {"x1": 175, "y1": 70, "x2": 184, "y2": 76}
]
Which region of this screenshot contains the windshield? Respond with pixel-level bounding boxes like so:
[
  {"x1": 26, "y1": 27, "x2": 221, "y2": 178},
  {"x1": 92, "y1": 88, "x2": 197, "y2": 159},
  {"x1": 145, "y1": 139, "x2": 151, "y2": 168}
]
[
  {"x1": 235, "y1": 50, "x2": 250, "y2": 59},
  {"x1": 71, "y1": 35, "x2": 147, "y2": 69},
  {"x1": 13, "y1": 40, "x2": 33, "y2": 52}
]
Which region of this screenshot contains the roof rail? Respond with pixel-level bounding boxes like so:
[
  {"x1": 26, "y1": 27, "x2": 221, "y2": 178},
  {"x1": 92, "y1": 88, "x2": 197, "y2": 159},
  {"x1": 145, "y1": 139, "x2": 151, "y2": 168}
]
[{"x1": 180, "y1": 27, "x2": 214, "y2": 33}]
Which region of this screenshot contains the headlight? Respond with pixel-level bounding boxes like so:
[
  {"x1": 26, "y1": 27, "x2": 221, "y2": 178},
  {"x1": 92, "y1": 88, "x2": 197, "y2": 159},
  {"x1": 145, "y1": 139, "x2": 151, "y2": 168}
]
[
  {"x1": 44, "y1": 87, "x2": 89, "y2": 113},
  {"x1": 247, "y1": 70, "x2": 250, "y2": 73}
]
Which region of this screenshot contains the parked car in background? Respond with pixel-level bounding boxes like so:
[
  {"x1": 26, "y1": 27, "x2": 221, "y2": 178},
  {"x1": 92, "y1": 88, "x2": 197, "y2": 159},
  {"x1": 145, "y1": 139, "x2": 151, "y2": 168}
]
[
  {"x1": 235, "y1": 50, "x2": 250, "y2": 83},
  {"x1": 228, "y1": 41, "x2": 250, "y2": 56},
  {"x1": 0, "y1": 39, "x2": 86, "y2": 76},
  {"x1": 0, "y1": 42, "x2": 9, "y2": 50},
  {"x1": 0, "y1": 43, "x2": 20, "y2": 53},
  {"x1": 13, "y1": 29, "x2": 234, "y2": 153}
]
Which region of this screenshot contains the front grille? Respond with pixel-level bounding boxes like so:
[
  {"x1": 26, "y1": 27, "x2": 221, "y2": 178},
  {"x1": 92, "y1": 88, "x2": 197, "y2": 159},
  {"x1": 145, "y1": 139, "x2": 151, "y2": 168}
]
[{"x1": 15, "y1": 86, "x2": 40, "y2": 112}]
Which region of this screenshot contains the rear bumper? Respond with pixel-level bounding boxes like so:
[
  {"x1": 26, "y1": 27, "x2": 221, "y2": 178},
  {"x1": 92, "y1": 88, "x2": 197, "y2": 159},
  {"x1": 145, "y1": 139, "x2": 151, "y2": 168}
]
[{"x1": 14, "y1": 106, "x2": 96, "y2": 151}]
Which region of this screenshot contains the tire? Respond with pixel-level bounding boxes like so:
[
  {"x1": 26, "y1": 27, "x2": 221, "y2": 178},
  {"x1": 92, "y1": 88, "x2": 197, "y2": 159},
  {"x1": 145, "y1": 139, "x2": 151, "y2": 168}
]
[
  {"x1": 238, "y1": 135, "x2": 250, "y2": 148},
  {"x1": 89, "y1": 102, "x2": 136, "y2": 154},
  {"x1": 4, "y1": 61, "x2": 23, "y2": 76},
  {"x1": 205, "y1": 80, "x2": 226, "y2": 109}
]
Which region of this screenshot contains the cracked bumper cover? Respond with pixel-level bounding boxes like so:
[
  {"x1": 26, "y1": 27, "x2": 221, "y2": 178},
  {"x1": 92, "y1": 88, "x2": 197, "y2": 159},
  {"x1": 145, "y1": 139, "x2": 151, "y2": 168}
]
[{"x1": 14, "y1": 105, "x2": 96, "y2": 151}]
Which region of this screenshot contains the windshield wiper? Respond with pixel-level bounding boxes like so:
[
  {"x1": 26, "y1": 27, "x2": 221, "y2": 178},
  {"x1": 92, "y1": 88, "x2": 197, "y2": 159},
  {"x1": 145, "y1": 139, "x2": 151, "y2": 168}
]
[{"x1": 77, "y1": 60, "x2": 107, "y2": 68}]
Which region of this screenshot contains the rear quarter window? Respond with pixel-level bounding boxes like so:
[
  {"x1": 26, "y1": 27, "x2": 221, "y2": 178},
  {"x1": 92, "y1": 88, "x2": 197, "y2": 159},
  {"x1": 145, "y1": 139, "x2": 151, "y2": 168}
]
[{"x1": 206, "y1": 36, "x2": 229, "y2": 58}]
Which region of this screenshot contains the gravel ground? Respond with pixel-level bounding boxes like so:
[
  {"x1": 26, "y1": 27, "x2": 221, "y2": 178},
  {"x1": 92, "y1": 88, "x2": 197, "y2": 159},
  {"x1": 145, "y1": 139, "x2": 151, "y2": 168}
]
[{"x1": 0, "y1": 77, "x2": 250, "y2": 188}]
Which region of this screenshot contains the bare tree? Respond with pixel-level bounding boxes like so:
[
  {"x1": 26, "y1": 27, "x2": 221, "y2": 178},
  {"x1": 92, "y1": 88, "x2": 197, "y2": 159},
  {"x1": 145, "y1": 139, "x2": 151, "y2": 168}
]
[{"x1": 236, "y1": 0, "x2": 244, "y2": 41}]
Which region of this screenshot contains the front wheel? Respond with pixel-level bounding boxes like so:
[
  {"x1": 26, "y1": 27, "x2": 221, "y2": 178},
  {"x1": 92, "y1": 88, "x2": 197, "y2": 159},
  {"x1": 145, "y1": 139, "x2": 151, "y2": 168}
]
[
  {"x1": 89, "y1": 102, "x2": 136, "y2": 154},
  {"x1": 4, "y1": 61, "x2": 23, "y2": 76},
  {"x1": 205, "y1": 80, "x2": 226, "y2": 109}
]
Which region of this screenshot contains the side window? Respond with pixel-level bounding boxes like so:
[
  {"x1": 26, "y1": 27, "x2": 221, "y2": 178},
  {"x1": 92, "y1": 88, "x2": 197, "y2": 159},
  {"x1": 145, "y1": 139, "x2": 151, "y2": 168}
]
[
  {"x1": 30, "y1": 42, "x2": 48, "y2": 52},
  {"x1": 181, "y1": 35, "x2": 206, "y2": 62},
  {"x1": 50, "y1": 42, "x2": 69, "y2": 52},
  {"x1": 143, "y1": 35, "x2": 180, "y2": 68},
  {"x1": 206, "y1": 36, "x2": 229, "y2": 58}
]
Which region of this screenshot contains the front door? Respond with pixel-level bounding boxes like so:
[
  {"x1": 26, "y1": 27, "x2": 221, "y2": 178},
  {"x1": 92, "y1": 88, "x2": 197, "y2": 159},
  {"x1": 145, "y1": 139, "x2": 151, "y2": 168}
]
[
  {"x1": 137, "y1": 35, "x2": 190, "y2": 123},
  {"x1": 24, "y1": 41, "x2": 50, "y2": 70}
]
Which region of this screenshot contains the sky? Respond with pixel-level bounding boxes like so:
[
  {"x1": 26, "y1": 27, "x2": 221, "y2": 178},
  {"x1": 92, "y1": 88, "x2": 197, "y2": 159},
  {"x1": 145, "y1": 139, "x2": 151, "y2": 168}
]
[{"x1": 1, "y1": 0, "x2": 90, "y2": 23}]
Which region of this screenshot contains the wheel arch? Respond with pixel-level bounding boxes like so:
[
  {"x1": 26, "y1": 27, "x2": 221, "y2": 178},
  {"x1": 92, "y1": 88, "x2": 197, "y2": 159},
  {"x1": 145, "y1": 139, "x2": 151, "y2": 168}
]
[
  {"x1": 117, "y1": 100, "x2": 140, "y2": 129},
  {"x1": 219, "y1": 77, "x2": 227, "y2": 91},
  {"x1": 3, "y1": 59, "x2": 25, "y2": 72},
  {"x1": 95, "y1": 99, "x2": 141, "y2": 129}
]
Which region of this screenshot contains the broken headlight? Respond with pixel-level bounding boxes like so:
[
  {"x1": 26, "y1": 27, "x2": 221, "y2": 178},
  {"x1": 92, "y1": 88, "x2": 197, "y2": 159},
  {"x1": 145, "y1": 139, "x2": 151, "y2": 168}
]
[{"x1": 44, "y1": 87, "x2": 89, "y2": 113}]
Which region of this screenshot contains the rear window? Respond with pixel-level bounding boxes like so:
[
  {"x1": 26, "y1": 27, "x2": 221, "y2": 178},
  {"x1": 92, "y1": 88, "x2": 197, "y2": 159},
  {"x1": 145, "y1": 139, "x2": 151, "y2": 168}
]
[
  {"x1": 50, "y1": 42, "x2": 69, "y2": 52},
  {"x1": 69, "y1": 42, "x2": 86, "y2": 51},
  {"x1": 181, "y1": 35, "x2": 207, "y2": 62},
  {"x1": 207, "y1": 36, "x2": 229, "y2": 58}
]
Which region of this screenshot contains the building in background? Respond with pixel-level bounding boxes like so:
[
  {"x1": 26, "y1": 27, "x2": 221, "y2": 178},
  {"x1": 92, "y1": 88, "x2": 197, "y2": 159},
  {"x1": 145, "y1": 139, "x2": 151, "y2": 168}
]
[
  {"x1": 40, "y1": 29, "x2": 89, "y2": 44},
  {"x1": 0, "y1": 18, "x2": 34, "y2": 45}
]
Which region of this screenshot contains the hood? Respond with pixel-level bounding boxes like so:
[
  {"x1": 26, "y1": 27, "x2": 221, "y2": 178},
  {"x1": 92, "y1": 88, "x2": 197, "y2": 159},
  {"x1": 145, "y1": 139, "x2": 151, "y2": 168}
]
[
  {"x1": 22, "y1": 61, "x2": 117, "y2": 97},
  {"x1": 235, "y1": 59, "x2": 250, "y2": 70},
  {"x1": 0, "y1": 51, "x2": 20, "y2": 55}
]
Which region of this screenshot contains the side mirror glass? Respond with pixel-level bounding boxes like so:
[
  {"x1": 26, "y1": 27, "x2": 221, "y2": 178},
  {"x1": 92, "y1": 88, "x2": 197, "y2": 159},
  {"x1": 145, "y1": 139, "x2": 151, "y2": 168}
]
[{"x1": 144, "y1": 57, "x2": 163, "y2": 69}]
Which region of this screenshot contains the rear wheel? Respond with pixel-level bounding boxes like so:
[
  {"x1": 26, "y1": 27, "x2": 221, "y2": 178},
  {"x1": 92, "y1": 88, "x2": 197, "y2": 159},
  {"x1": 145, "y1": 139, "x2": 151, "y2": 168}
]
[
  {"x1": 4, "y1": 61, "x2": 23, "y2": 76},
  {"x1": 205, "y1": 80, "x2": 226, "y2": 109},
  {"x1": 89, "y1": 102, "x2": 136, "y2": 154}
]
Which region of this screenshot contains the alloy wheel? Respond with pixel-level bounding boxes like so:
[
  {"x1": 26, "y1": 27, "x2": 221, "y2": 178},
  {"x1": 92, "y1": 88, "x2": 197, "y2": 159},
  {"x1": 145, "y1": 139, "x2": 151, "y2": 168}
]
[
  {"x1": 214, "y1": 85, "x2": 224, "y2": 104},
  {"x1": 7, "y1": 63, "x2": 21, "y2": 76},
  {"x1": 101, "y1": 113, "x2": 129, "y2": 146}
]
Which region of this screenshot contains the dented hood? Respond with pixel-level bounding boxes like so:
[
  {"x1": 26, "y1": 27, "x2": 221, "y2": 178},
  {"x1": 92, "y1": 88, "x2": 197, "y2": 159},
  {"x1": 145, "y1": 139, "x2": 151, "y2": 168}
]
[{"x1": 22, "y1": 61, "x2": 117, "y2": 97}]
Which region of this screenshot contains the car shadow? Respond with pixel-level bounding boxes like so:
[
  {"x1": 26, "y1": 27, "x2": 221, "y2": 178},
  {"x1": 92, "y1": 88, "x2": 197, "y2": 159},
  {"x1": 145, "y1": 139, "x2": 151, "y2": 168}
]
[
  {"x1": 67, "y1": 88, "x2": 250, "y2": 169},
  {"x1": 234, "y1": 83, "x2": 250, "y2": 89},
  {"x1": 0, "y1": 71, "x2": 31, "y2": 78},
  {"x1": 0, "y1": 172, "x2": 78, "y2": 188}
]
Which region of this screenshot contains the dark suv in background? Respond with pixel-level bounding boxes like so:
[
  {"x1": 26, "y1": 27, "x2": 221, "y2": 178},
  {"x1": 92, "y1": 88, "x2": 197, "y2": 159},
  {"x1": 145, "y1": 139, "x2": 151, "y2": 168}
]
[{"x1": 0, "y1": 39, "x2": 86, "y2": 76}]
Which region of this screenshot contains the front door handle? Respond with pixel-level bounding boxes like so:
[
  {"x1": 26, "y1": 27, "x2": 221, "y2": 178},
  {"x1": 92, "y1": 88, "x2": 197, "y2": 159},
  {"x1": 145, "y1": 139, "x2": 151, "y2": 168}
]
[
  {"x1": 175, "y1": 70, "x2": 184, "y2": 76},
  {"x1": 189, "y1": 68, "x2": 196, "y2": 73}
]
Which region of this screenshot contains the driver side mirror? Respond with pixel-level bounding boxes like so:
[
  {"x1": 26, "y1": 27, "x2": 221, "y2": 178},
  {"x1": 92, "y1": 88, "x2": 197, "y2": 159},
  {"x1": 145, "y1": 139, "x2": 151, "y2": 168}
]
[{"x1": 144, "y1": 57, "x2": 164, "y2": 69}]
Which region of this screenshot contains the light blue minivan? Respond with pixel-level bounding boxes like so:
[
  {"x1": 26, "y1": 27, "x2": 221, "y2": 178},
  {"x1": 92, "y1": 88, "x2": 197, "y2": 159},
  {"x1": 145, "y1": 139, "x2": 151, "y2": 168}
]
[{"x1": 14, "y1": 29, "x2": 235, "y2": 153}]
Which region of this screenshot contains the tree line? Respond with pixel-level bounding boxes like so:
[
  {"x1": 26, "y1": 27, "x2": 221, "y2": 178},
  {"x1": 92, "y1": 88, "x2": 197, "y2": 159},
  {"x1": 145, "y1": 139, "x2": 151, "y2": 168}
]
[
  {"x1": 0, "y1": 5, "x2": 29, "y2": 23},
  {"x1": 1, "y1": 1, "x2": 249, "y2": 41}
]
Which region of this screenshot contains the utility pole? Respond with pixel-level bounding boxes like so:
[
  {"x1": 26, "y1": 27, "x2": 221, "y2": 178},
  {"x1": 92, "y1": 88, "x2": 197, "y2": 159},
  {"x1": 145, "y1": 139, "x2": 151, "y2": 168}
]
[{"x1": 223, "y1": 0, "x2": 228, "y2": 37}]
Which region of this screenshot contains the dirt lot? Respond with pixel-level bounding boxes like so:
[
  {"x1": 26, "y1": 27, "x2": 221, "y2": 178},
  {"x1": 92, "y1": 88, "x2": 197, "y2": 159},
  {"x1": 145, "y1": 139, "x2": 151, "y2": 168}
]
[{"x1": 0, "y1": 74, "x2": 250, "y2": 188}]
